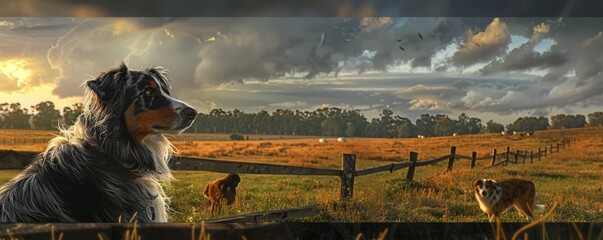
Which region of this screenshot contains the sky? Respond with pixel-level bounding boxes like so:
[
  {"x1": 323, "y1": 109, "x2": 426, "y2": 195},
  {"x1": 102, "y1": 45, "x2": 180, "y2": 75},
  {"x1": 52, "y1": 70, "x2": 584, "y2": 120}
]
[{"x1": 0, "y1": 17, "x2": 602, "y2": 124}]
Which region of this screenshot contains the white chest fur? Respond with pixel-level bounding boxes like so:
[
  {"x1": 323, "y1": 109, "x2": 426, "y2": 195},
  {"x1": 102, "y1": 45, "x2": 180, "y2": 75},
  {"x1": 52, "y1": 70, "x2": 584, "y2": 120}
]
[
  {"x1": 475, "y1": 193, "x2": 493, "y2": 213},
  {"x1": 475, "y1": 187, "x2": 502, "y2": 214},
  {"x1": 133, "y1": 177, "x2": 168, "y2": 222}
]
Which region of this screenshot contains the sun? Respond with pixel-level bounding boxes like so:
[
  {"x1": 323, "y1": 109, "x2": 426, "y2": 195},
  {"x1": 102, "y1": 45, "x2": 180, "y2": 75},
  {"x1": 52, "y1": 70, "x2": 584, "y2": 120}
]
[{"x1": 0, "y1": 59, "x2": 32, "y2": 89}]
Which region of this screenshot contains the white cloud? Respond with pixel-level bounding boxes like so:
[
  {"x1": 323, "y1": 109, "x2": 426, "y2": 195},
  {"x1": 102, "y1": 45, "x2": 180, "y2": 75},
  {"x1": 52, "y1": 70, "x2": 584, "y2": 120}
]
[{"x1": 452, "y1": 18, "x2": 511, "y2": 67}]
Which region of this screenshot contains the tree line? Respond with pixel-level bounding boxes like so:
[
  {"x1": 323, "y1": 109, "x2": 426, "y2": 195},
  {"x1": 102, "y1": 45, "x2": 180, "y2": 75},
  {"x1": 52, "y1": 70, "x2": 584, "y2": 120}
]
[{"x1": 1, "y1": 101, "x2": 602, "y2": 138}]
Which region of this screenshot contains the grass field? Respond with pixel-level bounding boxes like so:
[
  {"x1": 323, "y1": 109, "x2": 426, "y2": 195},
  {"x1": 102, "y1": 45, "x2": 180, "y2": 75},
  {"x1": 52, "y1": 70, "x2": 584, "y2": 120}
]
[{"x1": 0, "y1": 127, "x2": 602, "y2": 222}]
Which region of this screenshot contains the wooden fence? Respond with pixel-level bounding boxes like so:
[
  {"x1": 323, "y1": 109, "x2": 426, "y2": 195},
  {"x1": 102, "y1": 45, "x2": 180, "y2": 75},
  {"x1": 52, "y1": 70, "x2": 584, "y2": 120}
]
[
  {"x1": 205, "y1": 205, "x2": 320, "y2": 223},
  {"x1": 0, "y1": 137, "x2": 573, "y2": 222},
  {"x1": 169, "y1": 138, "x2": 572, "y2": 201}
]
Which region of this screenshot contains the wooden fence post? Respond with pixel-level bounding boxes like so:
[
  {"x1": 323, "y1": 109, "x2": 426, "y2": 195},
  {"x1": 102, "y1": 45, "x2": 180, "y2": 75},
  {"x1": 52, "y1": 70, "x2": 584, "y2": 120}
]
[
  {"x1": 557, "y1": 143, "x2": 560, "y2": 153},
  {"x1": 538, "y1": 148, "x2": 542, "y2": 161},
  {"x1": 471, "y1": 151, "x2": 477, "y2": 169},
  {"x1": 522, "y1": 150, "x2": 527, "y2": 164},
  {"x1": 447, "y1": 146, "x2": 456, "y2": 171},
  {"x1": 549, "y1": 144, "x2": 553, "y2": 154},
  {"x1": 406, "y1": 152, "x2": 418, "y2": 181},
  {"x1": 505, "y1": 146, "x2": 510, "y2": 165},
  {"x1": 544, "y1": 147, "x2": 547, "y2": 157},
  {"x1": 515, "y1": 150, "x2": 519, "y2": 164},
  {"x1": 491, "y1": 149, "x2": 497, "y2": 166},
  {"x1": 340, "y1": 154, "x2": 356, "y2": 201},
  {"x1": 530, "y1": 151, "x2": 534, "y2": 163}
]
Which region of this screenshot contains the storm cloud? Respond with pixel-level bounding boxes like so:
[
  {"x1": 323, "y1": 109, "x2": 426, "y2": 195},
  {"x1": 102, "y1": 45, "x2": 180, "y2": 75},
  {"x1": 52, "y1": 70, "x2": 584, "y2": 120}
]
[{"x1": 1, "y1": 17, "x2": 603, "y2": 124}]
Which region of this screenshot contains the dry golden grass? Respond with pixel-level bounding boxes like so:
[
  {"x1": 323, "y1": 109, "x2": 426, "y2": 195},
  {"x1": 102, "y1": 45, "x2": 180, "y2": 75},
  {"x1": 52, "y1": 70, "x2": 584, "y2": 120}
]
[
  {"x1": 0, "y1": 127, "x2": 602, "y2": 223},
  {"x1": 0, "y1": 127, "x2": 599, "y2": 171}
]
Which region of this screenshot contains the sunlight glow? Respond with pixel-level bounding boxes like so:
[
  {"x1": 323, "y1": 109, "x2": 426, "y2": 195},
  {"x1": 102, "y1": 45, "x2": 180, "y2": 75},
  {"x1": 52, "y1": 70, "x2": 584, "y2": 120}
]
[
  {"x1": 0, "y1": 83, "x2": 82, "y2": 112},
  {"x1": 0, "y1": 59, "x2": 32, "y2": 89}
]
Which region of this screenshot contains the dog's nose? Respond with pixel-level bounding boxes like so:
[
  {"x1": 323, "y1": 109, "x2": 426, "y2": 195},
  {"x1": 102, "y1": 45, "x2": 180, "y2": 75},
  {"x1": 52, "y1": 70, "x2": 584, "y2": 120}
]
[
  {"x1": 182, "y1": 107, "x2": 197, "y2": 120},
  {"x1": 481, "y1": 191, "x2": 487, "y2": 196}
]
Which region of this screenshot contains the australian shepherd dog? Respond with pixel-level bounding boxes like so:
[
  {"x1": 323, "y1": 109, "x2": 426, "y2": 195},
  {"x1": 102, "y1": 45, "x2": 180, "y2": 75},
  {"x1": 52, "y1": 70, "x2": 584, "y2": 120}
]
[
  {"x1": 473, "y1": 178, "x2": 545, "y2": 222},
  {"x1": 0, "y1": 63, "x2": 197, "y2": 222}
]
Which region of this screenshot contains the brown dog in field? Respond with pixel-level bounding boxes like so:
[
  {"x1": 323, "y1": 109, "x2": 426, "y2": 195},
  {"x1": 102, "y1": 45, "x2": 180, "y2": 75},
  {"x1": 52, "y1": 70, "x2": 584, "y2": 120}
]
[
  {"x1": 203, "y1": 173, "x2": 241, "y2": 217},
  {"x1": 473, "y1": 178, "x2": 545, "y2": 222}
]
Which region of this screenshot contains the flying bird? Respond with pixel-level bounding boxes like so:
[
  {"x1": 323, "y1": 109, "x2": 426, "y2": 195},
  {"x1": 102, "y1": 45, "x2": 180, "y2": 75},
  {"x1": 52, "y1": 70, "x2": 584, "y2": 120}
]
[
  {"x1": 418, "y1": 32, "x2": 423, "y2": 40},
  {"x1": 396, "y1": 39, "x2": 402, "y2": 42},
  {"x1": 343, "y1": 39, "x2": 350, "y2": 42},
  {"x1": 399, "y1": 46, "x2": 405, "y2": 51}
]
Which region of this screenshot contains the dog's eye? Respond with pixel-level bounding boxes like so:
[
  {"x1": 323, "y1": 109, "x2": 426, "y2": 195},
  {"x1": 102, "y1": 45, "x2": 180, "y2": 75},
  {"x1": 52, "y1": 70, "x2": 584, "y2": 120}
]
[{"x1": 145, "y1": 89, "x2": 154, "y2": 97}]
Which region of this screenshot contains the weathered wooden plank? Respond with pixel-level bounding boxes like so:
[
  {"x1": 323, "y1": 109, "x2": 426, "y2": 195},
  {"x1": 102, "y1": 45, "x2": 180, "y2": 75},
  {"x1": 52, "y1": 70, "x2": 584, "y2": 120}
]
[
  {"x1": 340, "y1": 154, "x2": 356, "y2": 200},
  {"x1": 414, "y1": 155, "x2": 451, "y2": 167},
  {"x1": 475, "y1": 155, "x2": 492, "y2": 161},
  {"x1": 447, "y1": 146, "x2": 457, "y2": 171},
  {"x1": 453, "y1": 154, "x2": 473, "y2": 160},
  {"x1": 170, "y1": 156, "x2": 342, "y2": 176},
  {"x1": 0, "y1": 223, "x2": 291, "y2": 240},
  {"x1": 205, "y1": 205, "x2": 320, "y2": 223},
  {"x1": 0, "y1": 223, "x2": 113, "y2": 240},
  {"x1": 491, "y1": 149, "x2": 497, "y2": 166},
  {"x1": 406, "y1": 152, "x2": 418, "y2": 180},
  {"x1": 354, "y1": 162, "x2": 413, "y2": 177},
  {"x1": 0, "y1": 150, "x2": 39, "y2": 169}
]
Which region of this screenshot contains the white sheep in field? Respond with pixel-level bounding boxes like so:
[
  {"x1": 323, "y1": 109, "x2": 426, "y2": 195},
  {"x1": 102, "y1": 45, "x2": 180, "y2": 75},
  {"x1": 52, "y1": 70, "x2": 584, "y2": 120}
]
[
  {"x1": 452, "y1": 133, "x2": 458, "y2": 137},
  {"x1": 337, "y1": 137, "x2": 347, "y2": 143},
  {"x1": 500, "y1": 131, "x2": 507, "y2": 136},
  {"x1": 417, "y1": 135, "x2": 425, "y2": 139},
  {"x1": 319, "y1": 138, "x2": 328, "y2": 143}
]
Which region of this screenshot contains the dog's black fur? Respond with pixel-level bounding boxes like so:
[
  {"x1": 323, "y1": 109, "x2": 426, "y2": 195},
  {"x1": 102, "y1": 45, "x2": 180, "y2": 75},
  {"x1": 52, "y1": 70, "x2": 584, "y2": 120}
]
[{"x1": 0, "y1": 63, "x2": 196, "y2": 222}]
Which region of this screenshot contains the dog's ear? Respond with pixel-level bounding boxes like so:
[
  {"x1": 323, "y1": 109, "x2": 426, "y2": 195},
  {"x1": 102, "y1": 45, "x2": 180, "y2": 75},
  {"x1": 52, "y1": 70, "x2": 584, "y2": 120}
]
[
  {"x1": 87, "y1": 79, "x2": 116, "y2": 103},
  {"x1": 474, "y1": 179, "x2": 483, "y2": 188},
  {"x1": 87, "y1": 63, "x2": 129, "y2": 102}
]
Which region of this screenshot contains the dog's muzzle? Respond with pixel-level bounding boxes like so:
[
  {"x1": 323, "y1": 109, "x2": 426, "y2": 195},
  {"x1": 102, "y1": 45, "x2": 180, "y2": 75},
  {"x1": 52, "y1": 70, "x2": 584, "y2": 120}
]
[{"x1": 182, "y1": 107, "x2": 197, "y2": 121}]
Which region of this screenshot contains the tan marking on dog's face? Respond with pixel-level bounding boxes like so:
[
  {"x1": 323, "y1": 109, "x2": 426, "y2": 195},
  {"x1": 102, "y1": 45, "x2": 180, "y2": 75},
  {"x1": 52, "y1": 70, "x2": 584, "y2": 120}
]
[
  {"x1": 149, "y1": 80, "x2": 158, "y2": 90},
  {"x1": 474, "y1": 179, "x2": 497, "y2": 197},
  {"x1": 485, "y1": 179, "x2": 497, "y2": 197},
  {"x1": 124, "y1": 103, "x2": 179, "y2": 144}
]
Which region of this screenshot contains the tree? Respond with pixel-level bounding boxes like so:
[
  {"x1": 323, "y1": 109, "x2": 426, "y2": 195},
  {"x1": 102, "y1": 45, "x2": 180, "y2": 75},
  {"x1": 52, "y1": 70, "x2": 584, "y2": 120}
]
[
  {"x1": 484, "y1": 120, "x2": 505, "y2": 133},
  {"x1": 62, "y1": 103, "x2": 84, "y2": 126},
  {"x1": 395, "y1": 117, "x2": 417, "y2": 138},
  {"x1": 456, "y1": 113, "x2": 482, "y2": 135},
  {"x1": 416, "y1": 114, "x2": 436, "y2": 137},
  {"x1": 321, "y1": 118, "x2": 344, "y2": 136},
  {"x1": 507, "y1": 116, "x2": 549, "y2": 131},
  {"x1": 434, "y1": 114, "x2": 455, "y2": 136},
  {"x1": 33, "y1": 101, "x2": 62, "y2": 130},
  {"x1": 1, "y1": 103, "x2": 31, "y2": 129},
  {"x1": 587, "y1": 112, "x2": 603, "y2": 127},
  {"x1": 345, "y1": 122, "x2": 356, "y2": 137},
  {"x1": 550, "y1": 114, "x2": 586, "y2": 129}
]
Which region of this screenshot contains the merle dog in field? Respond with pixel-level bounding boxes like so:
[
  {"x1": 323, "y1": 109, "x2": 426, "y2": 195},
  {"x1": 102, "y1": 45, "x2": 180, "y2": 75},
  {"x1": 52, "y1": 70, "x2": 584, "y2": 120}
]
[{"x1": 0, "y1": 63, "x2": 197, "y2": 222}]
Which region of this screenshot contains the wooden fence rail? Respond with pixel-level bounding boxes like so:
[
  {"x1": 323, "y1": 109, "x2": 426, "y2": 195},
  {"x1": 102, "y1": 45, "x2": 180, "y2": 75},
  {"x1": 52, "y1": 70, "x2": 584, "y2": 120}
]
[
  {"x1": 168, "y1": 138, "x2": 570, "y2": 202},
  {"x1": 169, "y1": 157, "x2": 342, "y2": 176},
  {"x1": 205, "y1": 205, "x2": 320, "y2": 223},
  {"x1": 2, "y1": 138, "x2": 572, "y2": 215}
]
